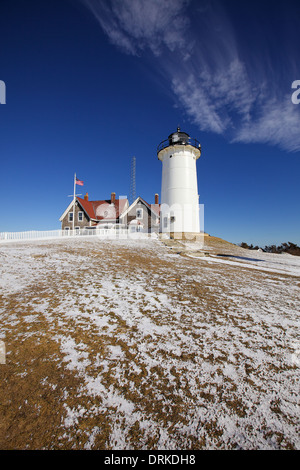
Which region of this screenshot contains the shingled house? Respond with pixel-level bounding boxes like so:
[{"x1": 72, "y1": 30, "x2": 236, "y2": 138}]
[
  {"x1": 120, "y1": 195, "x2": 160, "y2": 233},
  {"x1": 59, "y1": 192, "x2": 160, "y2": 233},
  {"x1": 59, "y1": 192, "x2": 129, "y2": 230}
]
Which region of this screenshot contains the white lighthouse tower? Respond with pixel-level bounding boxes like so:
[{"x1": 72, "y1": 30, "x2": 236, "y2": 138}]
[{"x1": 157, "y1": 128, "x2": 201, "y2": 237}]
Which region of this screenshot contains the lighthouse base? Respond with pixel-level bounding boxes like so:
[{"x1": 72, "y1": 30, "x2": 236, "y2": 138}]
[{"x1": 160, "y1": 232, "x2": 207, "y2": 241}]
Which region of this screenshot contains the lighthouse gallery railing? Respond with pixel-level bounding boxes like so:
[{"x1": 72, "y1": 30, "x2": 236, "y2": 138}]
[{"x1": 157, "y1": 137, "x2": 201, "y2": 154}]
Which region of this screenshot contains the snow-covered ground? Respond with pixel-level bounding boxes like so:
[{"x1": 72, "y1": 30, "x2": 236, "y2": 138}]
[{"x1": 0, "y1": 236, "x2": 299, "y2": 449}]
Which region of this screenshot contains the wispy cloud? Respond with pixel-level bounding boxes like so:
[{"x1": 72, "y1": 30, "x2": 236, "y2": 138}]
[
  {"x1": 232, "y1": 96, "x2": 300, "y2": 152},
  {"x1": 80, "y1": 0, "x2": 190, "y2": 56},
  {"x1": 80, "y1": 0, "x2": 300, "y2": 152},
  {"x1": 171, "y1": 58, "x2": 257, "y2": 135}
]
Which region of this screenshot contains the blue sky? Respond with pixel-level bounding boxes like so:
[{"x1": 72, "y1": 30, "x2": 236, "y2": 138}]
[{"x1": 0, "y1": 0, "x2": 299, "y2": 246}]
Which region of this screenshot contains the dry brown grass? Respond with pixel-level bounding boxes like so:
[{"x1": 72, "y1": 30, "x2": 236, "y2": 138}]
[{"x1": 0, "y1": 236, "x2": 299, "y2": 449}]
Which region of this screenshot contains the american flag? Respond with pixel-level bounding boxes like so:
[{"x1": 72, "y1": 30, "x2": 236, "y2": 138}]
[{"x1": 76, "y1": 177, "x2": 84, "y2": 186}]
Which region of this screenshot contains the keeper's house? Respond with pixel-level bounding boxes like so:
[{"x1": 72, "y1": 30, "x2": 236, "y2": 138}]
[
  {"x1": 120, "y1": 195, "x2": 160, "y2": 234},
  {"x1": 59, "y1": 192, "x2": 160, "y2": 233}
]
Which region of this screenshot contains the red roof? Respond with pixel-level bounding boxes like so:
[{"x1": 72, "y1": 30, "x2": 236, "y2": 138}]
[{"x1": 77, "y1": 197, "x2": 128, "y2": 221}]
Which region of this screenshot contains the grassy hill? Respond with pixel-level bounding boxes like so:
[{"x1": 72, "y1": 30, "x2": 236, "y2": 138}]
[{"x1": 0, "y1": 236, "x2": 299, "y2": 449}]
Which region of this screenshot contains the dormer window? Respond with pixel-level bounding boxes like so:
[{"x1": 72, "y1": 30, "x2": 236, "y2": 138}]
[{"x1": 136, "y1": 208, "x2": 143, "y2": 219}]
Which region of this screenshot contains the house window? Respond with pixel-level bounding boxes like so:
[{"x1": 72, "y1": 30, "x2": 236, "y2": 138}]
[
  {"x1": 65, "y1": 227, "x2": 70, "y2": 231},
  {"x1": 170, "y1": 216, "x2": 176, "y2": 223},
  {"x1": 68, "y1": 212, "x2": 73, "y2": 222},
  {"x1": 164, "y1": 217, "x2": 168, "y2": 228},
  {"x1": 78, "y1": 211, "x2": 83, "y2": 222},
  {"x1": 136, "y1": 208, "x2": 143, "y2": 219}
]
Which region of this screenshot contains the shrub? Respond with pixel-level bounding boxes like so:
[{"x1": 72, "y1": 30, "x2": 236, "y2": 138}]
[{"x1": 239, "y1": 241, "x2": 300, "y2": 256}]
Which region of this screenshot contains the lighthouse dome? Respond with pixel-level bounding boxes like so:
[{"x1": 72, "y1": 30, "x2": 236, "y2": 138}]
[
  {"x1": 157, "y1": 127, "x2": 201, "y2": 156},
  {"x1": 168, "y1": 127, "x2": 189, "y2": 145}
]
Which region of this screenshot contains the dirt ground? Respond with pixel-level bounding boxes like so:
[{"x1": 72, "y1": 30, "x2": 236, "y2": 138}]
[{"x1": 0, "y1": 235, "x2": 299, "y2": 449}]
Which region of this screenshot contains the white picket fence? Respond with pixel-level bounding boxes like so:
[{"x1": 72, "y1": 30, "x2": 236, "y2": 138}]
[{"x1": 0, "y1": 228, "x2": 159, "y2": 243}]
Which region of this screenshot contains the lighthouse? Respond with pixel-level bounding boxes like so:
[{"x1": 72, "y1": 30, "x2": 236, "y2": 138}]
[{"x1": 157, "y1": 128, "x2": 201, "y2": 237}]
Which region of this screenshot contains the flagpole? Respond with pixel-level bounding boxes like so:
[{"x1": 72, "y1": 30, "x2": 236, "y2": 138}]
[{"x1": 73, "y1": 173, "x2": 76, "y2": 233}]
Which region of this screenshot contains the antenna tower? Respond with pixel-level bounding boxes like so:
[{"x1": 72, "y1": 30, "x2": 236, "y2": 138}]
[{"x1": 130, "y1": 156, "x2": 136, "y2": 204}]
